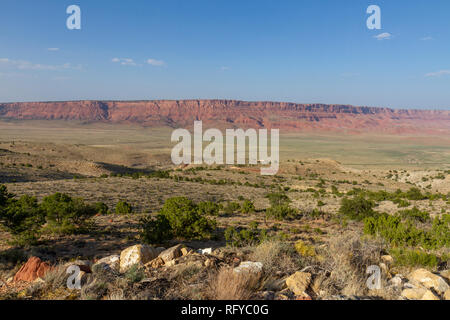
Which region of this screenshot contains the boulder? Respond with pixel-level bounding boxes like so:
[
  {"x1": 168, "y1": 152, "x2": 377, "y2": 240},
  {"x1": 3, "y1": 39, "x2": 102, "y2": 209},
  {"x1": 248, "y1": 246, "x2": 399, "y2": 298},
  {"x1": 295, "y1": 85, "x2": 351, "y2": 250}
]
[
  {"x1": 92, "y1": 255, "x2": 120, "y2": 273},
  {"x1": 155, "y1": 247, "x2": 166, "y2": 255},
  {"x1": 388, "y1": 275, "x2": 404, "y2": 288},
  {"x1": 264, "y1": 278, "x2": 287, "y2": 292},
  {"x1": 233, "y1": 261, "x2": 263, "y2": 275},
  {"x1": 401, "y1": 288, "x2": 427, "y2": 300},
  {"x1": 440, "y1": 270, "x2": 450, "y2": 282},
  {"x1": 285, "y1": 272, "x2": 312, "y2": 296},
  {"x1": 421, "y1": 290, "x2": 440, "y2": 300},
  {"x1": 444, "y1": 290, "x2": 450, "y2": 301},
  {"x1": 119, "y1": 245, "x2": 158, "y2": 273},
  {"x1": 181, "y1": 247, "x2": 192, "y2": 256},
  {"x1": 14, "y1": 257, "x2": 52, "y2": 282},
  {"x1": 145, "y1": 257, "x2": 165, "y2": 269},
  {"x1": 165, "y1": 259, "x2": 178, "y2": 267},
  {"x1": 408, "y1": 268, "x2": 449, "y2": 295},
  {"x1": 158, "y1": 244, "x2": 184, "y2": 263}
]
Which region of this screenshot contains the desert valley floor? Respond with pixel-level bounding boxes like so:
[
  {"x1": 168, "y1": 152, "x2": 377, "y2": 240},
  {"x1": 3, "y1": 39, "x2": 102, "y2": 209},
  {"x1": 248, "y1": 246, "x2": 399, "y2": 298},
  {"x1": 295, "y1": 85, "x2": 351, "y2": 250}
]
[{"x1": 0, "y1": 120, "x2": 449, "y2": 300}]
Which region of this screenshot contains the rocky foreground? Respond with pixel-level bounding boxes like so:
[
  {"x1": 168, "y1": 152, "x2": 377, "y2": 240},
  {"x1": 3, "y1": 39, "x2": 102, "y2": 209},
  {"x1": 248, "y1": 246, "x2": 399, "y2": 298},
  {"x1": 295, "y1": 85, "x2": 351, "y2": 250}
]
[{"x1": 2, "y1": 243, "x2": 449, "y2": 300}]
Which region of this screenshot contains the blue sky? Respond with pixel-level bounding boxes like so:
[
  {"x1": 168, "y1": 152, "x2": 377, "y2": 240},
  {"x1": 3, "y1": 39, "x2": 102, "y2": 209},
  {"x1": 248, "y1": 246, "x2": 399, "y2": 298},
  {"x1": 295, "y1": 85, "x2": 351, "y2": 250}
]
[{"x1": 0, "y1": 0, "x2": 449, "y2": 109}]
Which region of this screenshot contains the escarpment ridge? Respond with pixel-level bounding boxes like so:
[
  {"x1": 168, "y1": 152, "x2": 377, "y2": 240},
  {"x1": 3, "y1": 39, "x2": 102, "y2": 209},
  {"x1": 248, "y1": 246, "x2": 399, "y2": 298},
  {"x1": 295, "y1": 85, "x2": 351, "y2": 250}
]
[{"x1": 0, "y1": 100, "x2": 449, "y2": 134}]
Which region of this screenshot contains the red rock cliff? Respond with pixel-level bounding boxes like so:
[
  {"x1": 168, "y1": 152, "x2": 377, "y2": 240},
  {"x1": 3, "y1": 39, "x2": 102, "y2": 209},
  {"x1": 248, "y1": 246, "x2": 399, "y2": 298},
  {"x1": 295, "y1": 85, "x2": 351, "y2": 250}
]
[{"x1": 0, "y1": 100, "x2": 449, "y2": 134}]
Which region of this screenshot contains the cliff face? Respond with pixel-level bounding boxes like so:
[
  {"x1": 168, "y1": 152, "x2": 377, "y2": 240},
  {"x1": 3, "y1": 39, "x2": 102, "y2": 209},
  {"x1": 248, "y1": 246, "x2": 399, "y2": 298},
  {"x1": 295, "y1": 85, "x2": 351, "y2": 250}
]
[{"x1": 0, "y1": 100, "x2": 449, "y2": 134}]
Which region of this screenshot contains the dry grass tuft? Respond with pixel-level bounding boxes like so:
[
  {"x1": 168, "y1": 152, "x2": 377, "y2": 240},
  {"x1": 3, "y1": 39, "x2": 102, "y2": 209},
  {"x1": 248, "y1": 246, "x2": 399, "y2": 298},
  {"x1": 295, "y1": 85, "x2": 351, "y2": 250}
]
[
  {"x1": 249, "y1": 240, "x2": 299, "y2": 275},
  {"x1": 209, "y1": 267, "x2": 262, "y2": 300},
  {"x1": 320, "y1": 232, "x2": 386, "y2": 296}
]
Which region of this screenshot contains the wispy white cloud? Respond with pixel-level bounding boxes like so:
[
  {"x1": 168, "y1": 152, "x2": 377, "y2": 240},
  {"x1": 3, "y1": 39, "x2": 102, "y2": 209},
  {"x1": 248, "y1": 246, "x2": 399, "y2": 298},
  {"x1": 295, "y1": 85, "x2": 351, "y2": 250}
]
[
  {"x1": 111, "y1": 57, "x2": 138, "y2": 66},
  {"x1": 147, "y1": 58, "x2": 165, "y2": 66},
  {"x1": 47, "y1": 48, "x2": 60, "y2": 51},
  {"x1": 111, "y1": 57, "x2": 165, "y2": 67},
  {"x1": 420, "y1": 36, "x2": 433, "y2": 41},
  {"x1": 220, "y1": 66, "x2": 230, "y2": 71},
  {"x1": 425, "y1": 70, "x2": 450, "y2": 77},
  {"x1": 0, "y1": 58, "x2": 82, "y2": 71},
  {"x1": 374, "y1": 32, "x2": 392, "y2": 40}
]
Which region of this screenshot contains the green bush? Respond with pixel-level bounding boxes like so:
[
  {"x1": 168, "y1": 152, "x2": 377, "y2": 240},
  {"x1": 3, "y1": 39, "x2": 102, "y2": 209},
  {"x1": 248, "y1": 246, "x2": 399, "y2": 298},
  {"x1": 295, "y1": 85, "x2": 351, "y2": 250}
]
[
  {"x1": 115, "y1": 201, "x2": 133, "y2": 214},
  {"x1": 430, "y1": 214, "x2": 450, "y2": 248},
  {"x1": 264, "y1": 192, "x2": 296, "y2": 220},
  {"x1": 364, "y1": 213, "x2": 449, "y2": 249},
  {"x1": 0, "y1": 185, "x2": 13, "y2": 207},
  {"x1": 41, "y1": 193, "x2": 97, "y2": 234},
  {"x1": 223, "y1": 202, "x2": 240, "y2": 215},
  {"x1": 404, "y1": 187, "x2": 426, "y2": 200},
  {"x1": 0, "y1": 192, "x2": 45, "y2": 245},
  {"x1": 265, "y1": 192, "x2": 291, "y2": 207},
  {"x1": 197, "y1": 201, "x2": 220, "y2": 216},
  {"x1": 390, "y1": 248, "x2": 440, "y2": 268},
  {"x1": 339, "y1": 196, "x2": 376, "y2": 221},
  {"x1": 94, "y1": 202, "x2": 109, "y2": 215},
  {"x1": 266, "y1": 205, "x2": 297, "y2": 221},
  {"x1": 241, "y1": 200, "x2": 255, "y2": 214},
  {"x1": 145, "y1": 197, "x2": 216, "y2": 241},
  {"x1": 397, "y1": 207, "x2": 430, "y2": 223},
  {"x1": 124, "y1": 264, "x2": 145, "y2": 283},
  {"x1": 140, "y1": 214, "x2": 172, "y2": 244},
  {"x1": 224, "y1": 222, "x2": 268, "y2": 247}
]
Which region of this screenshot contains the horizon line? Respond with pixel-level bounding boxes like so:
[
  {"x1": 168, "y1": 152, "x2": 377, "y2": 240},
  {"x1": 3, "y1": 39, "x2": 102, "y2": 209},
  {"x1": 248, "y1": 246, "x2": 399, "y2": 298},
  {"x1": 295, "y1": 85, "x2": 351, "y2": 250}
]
[{"x1": 1, "y1": 98, "x2": 449, "y2": 112}]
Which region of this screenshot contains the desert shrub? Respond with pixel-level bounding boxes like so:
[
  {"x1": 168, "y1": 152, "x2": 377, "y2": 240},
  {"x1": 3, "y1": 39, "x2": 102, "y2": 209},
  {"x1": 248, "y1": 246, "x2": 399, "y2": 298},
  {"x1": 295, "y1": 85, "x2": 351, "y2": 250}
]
[
  {"x1": 241, "y1": 200, "x2": 255, "y2": 214},
  {"x1": 294, "y1": 240, "x2": 316, "y2": 258},
  {"x1": 0, "y1": 185, "x2": 13, "y2": 207},
  {"x1": 197, "y1": 201, "x2": 220, "y2": 216},
  {"x1": 389, "y1": 248, "x2": 440, "y2": 268},
  {"x1": 94, "y1": 202, "x2": 109, "y2": 215},
  {"x1": 249, "y1": 240, "x2": 299, "y2": 275},
  {"x1": 364, "y1": 213, "x2": 449, "y2": 249},
  {"x1": 430, "y1": 214, "x2": 450, "y2": 248},
  {"x1": 224, "y1": 222, "x2": 268, "y2": 247},
  {"x1": 43, "y1": 265, "x2": 71, "y2": 291},
  {"x1": 320, "y1": 233, "x2": 385, "y2": 296},
  {"x1": 264, "y1": 191, "x2": 296, "y2": 220},
  {"x1": 81, "y1": 279, "x2": 108, "y2": 300},
  {"x1": 397, "y1": 207, "x2": 430, "y2": 223},
  {"x1": 0, "y1": 186, "x2": 44, "y2": 244},
  {"x1": 394, "y1": 198, "x2": 410, "y2": 208},
  {"x1": 115, "y1": 201, "x2": 133, "y2": 214},
  {"x1": 404, "y1": 187, "x2": 426, "y2": 200},
  {"x1": 265, "y1": 205, "x2": 297, "y2": 221},
  {"x1": 41, "y1": 193, "x2": 97, "y2": 234},
  {"x1": 302, "y1": 208, "x2": 326, "y2": 219},
  {"x1": 363, "y1": 214, "x2": 424, "y2": 247},
  {"x1": 223, "y1": 202, "x2": 240, "y2": 215},
  {"x1": 124, "y1": 264, "x2": 145, "y2": 283},
  {"x1": 339, "y1": 196, "x2": 376, "y2": 221},
  {"x1": 209, "y1": 267, "x2": 261, "y2": 300},
  {"x1": 140, "y1": 214, "x2": 172, "y2": 244},
  {"x1": 155, "y1": 197, "x2": 216, "y2": 240},
  {"x1": 265, "y1": 192, "x2": 291, "y2": 207},
  {"x1": 0, "y1": 195, "x2": 45, "y2": 244}
]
